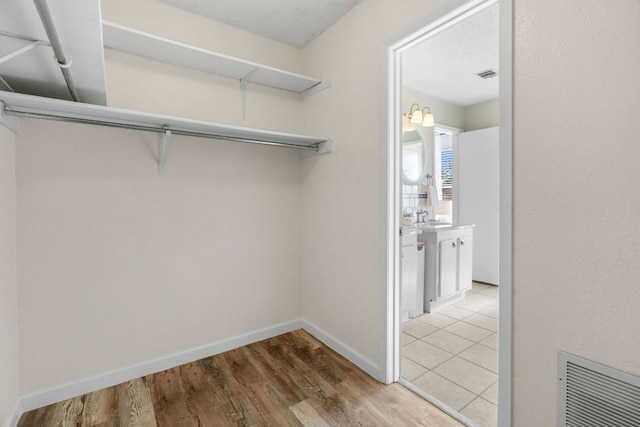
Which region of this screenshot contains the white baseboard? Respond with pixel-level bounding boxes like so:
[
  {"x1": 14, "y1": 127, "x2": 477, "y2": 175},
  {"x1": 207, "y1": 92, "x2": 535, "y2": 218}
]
[
  {"x1": 13, "y1": 318, "x2": 381, "y2": 423},
  {"x1": 2, "y1": 398, "x2": 22, "y2": 427},
  {"x1": 19, "y1": 319, "x2": 304, "y2": 415},
  {"x1": 300, "y1": 318, "x2": 381, "y2": 381}
]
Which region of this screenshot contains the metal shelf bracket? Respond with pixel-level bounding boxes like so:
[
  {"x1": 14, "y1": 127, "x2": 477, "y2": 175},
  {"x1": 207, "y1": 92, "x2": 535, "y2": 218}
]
[
  {"x1": 240, "y1": 68, "x2": 258, "y2": 120},
  {"x1": 300, "y1": 139, "x2": 332, "y2": 158},
  {"x1": 158, "y1": 129, "x2": 170, "y2": 174},
  {"x1": 0, "y1": 41, "x2": 49, "y2": 65}
]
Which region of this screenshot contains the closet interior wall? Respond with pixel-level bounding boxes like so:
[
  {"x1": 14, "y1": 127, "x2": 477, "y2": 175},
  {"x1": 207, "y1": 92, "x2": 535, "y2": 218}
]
[
  {"x1": 17, "y1": 0, "x2": 307, "y2": 395},
  {"x1": 0, "y1": 124, "x2": 18, "y2": 425}
]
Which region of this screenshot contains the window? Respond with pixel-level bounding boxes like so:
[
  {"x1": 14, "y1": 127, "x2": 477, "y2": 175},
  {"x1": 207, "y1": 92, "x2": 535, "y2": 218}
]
[
  {"x1": 441, "y1": 148, "x2": 453, "y2": 200},
  {"x1": 435, "y1": 131, "x2": 454, "y2": 223}
]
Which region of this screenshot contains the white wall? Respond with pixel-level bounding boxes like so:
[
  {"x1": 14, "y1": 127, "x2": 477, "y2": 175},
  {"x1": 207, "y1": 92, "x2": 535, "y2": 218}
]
[
  {"x1": 101, "y1": 0, "x2": 302, "y2": 75},
  {"x1": 16, "y1": 119, "x2": 303, "y2": 394},
  {"x1": 17, "y1": 0, "x2": 306, "y2": 395},
  {"x1": 13, "y1": 2, "x2": 640, "y2": 426},
  {"x1": 463, "y1": 98, "x2": 498, "y2": 131},
  {"x1": 101, "y1": 0, "x2": 304, "y2": 132},
  {"x1": 299, "y1": 0, "x2": 468, "y2": 371},
  {"x1": 457, "y1": 127, "x2": 499, "y2": 284},
  {"x1": 301, "y1": 0, "x2": 640, "y2": 424},
  {"x1": 513, "y1": 1, "x2": 640, "y2": 425},
  {"x1": 0, "y1": 124, "x2": 18, "y2": 425}
]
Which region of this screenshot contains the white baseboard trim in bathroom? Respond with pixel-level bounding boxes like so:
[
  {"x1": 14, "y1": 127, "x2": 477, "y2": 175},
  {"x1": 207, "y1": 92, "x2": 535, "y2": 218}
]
[
  {"x1": 19, "y1": 319, "x2": 305, "y2": 415},
  {"x1": 2, "y1": 398, "x2": 22, "y2": 427},
  {"x1": 300, "y1": 318, "x2": 381, "y2": 381}
]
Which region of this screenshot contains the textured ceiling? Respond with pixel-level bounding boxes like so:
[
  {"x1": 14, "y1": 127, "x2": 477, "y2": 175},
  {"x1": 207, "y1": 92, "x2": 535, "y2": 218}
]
[
  {"x1": 402, "y1": 3, "x2": 499, "y2": 106},
  {"x1": 159, "y1": 0, "x2": 362, "y2": 48}
]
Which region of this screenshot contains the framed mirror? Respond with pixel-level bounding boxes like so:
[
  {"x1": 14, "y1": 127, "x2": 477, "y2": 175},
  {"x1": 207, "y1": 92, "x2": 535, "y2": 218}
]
[{"x1": 402, "y1": 127, "x2": 434, "y2": 185}]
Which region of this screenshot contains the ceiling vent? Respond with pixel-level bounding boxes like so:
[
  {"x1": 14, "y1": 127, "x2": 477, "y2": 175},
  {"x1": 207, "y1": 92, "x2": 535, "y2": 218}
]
[{"x1": 476, "y1": 68, "x2": 498, "y2": 79}]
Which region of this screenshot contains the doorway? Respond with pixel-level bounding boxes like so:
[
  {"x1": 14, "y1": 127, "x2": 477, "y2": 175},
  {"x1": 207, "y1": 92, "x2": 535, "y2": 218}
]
[{"x1": 383, "y1": 0, "x2": 512, "y2": 426}]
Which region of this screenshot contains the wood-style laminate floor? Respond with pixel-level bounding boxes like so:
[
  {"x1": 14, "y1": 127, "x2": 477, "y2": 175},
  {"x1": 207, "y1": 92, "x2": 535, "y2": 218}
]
[{"x1": 18, "y1": 329, "x2": 462, "y2": 426}]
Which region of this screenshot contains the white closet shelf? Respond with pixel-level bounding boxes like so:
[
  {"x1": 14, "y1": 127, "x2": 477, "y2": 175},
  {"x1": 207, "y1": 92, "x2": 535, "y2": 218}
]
[
  {"x1": 102, "y1": 21, "x2": 322, "y2": 94},
  {"x1": 0, "y1": 91, "x2": 332, "y2": 170}
]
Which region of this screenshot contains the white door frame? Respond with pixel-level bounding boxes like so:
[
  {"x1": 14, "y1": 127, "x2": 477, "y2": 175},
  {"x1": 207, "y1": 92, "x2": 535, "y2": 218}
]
[{"x1": 381, "y1": 0, "x2": 513, "y2": 425}]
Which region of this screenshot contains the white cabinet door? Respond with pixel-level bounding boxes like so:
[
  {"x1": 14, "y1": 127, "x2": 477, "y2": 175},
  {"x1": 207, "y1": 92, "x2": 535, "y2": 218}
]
[
  {"x1": 439, "y1": 239, "x2": 457, "y2": 298},
  {"x1": 457, "y1": 235, "x2": 473, "y2": 291},
  {"x1": 410, "y1": 244, "x2": 425, "y2": 317},
  {"x1": 401, "y1": 236, "x2": 418, "y2": 313}
]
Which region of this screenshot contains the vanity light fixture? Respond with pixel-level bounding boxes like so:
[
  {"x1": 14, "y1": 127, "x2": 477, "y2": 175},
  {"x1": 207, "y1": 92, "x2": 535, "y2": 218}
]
[
  {"x1": 402, "y1": 114, "x2": 415, "y2": 132},
  {"x1": 406, "y1": 103, "x2": 434, "y2": 127},
  {"x1": 421, "y1": 107, "x2": 434, "y2": 127},
  {"x1": 408, "y1": 103, "x2": 423, "y2": 124}
]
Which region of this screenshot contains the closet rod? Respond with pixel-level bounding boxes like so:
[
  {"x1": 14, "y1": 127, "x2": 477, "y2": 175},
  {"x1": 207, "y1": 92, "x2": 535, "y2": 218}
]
[{"x1": 2, "y1": 107, "x2": 319, "y2": 151}]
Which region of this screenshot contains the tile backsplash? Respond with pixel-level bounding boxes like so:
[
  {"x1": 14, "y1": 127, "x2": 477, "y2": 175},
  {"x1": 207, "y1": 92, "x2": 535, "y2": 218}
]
[{"x1": 403, "y1": 184, "x2": 434, "y2": 224}]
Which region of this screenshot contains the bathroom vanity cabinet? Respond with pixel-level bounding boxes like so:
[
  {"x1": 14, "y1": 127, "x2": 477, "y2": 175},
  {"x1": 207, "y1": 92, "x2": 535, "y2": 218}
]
[
  {"x1": 401, "y1": 230, "x2": 419, "y2": 322},
  {"x1": 418, "y1": 225, "x2": 474, "y2": 312}
]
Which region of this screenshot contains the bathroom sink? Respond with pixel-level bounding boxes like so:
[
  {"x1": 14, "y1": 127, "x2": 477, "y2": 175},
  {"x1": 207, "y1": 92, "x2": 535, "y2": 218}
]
[
  {"x1": 402, "y1": 226, "x2": 423, "y2": 236},
  {"x1": 416, "y1": 221, "x2": 452, "y2": 229}
]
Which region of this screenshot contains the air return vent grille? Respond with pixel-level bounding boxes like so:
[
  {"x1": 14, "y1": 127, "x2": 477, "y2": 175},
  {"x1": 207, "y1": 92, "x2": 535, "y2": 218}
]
[
  {"x1": 558, "y1": 351, "x2": 640, "y2": 427},
  {"x1": 475, "y1": 68, "x2": 498, "y2": 79}
]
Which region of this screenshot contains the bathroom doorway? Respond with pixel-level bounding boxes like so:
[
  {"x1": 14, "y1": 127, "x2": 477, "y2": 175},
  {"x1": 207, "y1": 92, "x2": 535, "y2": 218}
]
[{"x1": 383, "y1": 0, "x2": 512, "y2": 426}]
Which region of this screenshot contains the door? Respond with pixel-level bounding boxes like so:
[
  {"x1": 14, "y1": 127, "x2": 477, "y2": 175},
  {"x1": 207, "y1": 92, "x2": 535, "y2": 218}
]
[
  {"x1": 439, "y1": 238, "x2": 457, "y2": 298},
  {"x1": 401, "y1": 235, "x2": 418, "y2": 314},
  {"x1": 457, "y1": 235, "x2": 473, "y2": 291}
]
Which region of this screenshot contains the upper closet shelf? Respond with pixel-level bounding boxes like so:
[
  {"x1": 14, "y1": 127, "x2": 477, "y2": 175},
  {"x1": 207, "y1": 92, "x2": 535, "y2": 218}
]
[
  {"x1": 102, "y1": 21, "x2": 322, "y2": 94},
  {"x1": 0, "y1": 91, "x2": 332, "y2": 172}
]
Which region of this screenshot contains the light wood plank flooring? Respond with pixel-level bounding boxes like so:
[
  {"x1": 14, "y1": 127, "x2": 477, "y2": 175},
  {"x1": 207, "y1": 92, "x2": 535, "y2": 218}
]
[{"x1": 18, "y1": 329, "x2": 462, "y2": 426}]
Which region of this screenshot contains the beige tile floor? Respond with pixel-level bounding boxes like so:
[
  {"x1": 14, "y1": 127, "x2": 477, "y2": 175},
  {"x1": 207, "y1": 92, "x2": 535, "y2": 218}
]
[{"x1": 402, "y1": 282, "x2": 499, "y2": 426}]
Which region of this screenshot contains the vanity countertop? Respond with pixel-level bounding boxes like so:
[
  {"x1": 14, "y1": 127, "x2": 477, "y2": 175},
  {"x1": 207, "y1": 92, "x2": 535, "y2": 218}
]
[
  {"x1": 402, "y1": 226, "x2": 423, "y2": 236},
  {"x1": 414, "y1": 223, "x2": 475, "y2": 232}
]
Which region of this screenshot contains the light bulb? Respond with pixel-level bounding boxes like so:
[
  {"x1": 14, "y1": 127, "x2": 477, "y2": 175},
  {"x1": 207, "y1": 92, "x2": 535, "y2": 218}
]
[
  {"x1": 422, "y1": 112, "x2": 434, "y2": 127},
  {"x1": 410, "y1": 109, "x2": 423, "y2": 124}
]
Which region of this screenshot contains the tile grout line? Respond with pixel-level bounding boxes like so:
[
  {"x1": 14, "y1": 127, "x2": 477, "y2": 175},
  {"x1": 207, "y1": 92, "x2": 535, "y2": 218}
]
[
  {"x1": 457, "y1": 394, "x2": 498, "y2": 414},
  {"x1": 401, "y1": 282, "x2": 500, "y2": 424},
  {"x1": 406, "y1": 337, "x2": 496, "y2": 379},
  {"x1": 415, "y1": 367, "x2": 498, "y2": 407}
]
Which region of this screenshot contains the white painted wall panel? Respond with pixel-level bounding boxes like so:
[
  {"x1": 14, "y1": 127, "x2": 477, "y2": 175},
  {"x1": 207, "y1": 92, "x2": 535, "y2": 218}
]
[
  {"x1": 17, "y1": 0, "x2": 306, "y2": 395},
  {"x1": 101, "y1": 0, "x2": 302, "y2": 74},
  {"x1": 17, "y1": 119, "x2": 303, "y2": 394},
  {"x1": 458, "y1": 127, "x2": 499, "y2": 284},
  {"x1": 463, "y1": 98, "x2": 499, "y2": 131},
  {"x1": 14, "y1": 5, "x2": 640, "y2": 427},
  {"x1": 299, "y1": 0, "x2": 469, "y2": 372},
  {"x1": 0, "y1": 125, "x2": 18, "y2": 426},
  {"x1": 513, "y1": 1, "x2": 640, "y2": 425}
]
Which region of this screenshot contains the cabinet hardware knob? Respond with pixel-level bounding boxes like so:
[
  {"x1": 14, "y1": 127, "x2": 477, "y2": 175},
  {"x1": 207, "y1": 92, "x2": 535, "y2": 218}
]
[
  {"x1": 460, "y1": 240, "x2": 465, "y2": 246},
  {"x1": 452, "y1": 242, "x2": 456, "y2": 248}
]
